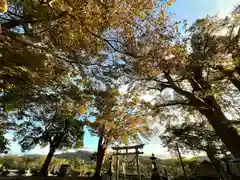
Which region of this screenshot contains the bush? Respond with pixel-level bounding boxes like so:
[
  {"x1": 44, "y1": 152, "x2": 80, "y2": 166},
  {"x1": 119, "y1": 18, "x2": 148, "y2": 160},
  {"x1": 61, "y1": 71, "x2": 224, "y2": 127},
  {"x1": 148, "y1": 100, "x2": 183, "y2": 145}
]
[
  {"x1": 86, "y1": 171, "x2": 93, "y2": 176},
  {"x1": 17, "y1": 169, "x2": 26, "y2": 176},
  {"x1": 2, "y1": 170, "x2": 10, "y2": 176},
  {"x1": 30, "y1": 169, "x2": 39, "y2": 176}
]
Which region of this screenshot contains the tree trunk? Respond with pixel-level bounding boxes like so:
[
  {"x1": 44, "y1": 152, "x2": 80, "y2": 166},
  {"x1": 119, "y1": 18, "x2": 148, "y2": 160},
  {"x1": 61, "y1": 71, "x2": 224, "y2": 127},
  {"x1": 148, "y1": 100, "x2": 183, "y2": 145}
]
[
  {"x1": 228, "y1": 77, "x2": 240, "y2": 91},
  {"x1": 39, "y1": 133, "x2": 64, "y2": 176},
  {"x1": 39, "y1": 145, "x2": 56, "y2": 176},
  {"x1": 165, "y1": 72, "x2": 240, "y2": 158},
  {"x1": 94, "y1": 135, "x2": 107, "y2": 179},
  {"x1": 206, "y1": 148, "x2": 229, "y2": 180},
  {"x1": 200, "y1": 96, "x2": 240, "y2": 158},
  {"x1": 221, "y1": 69, "x2": 240, "y2": 91}
]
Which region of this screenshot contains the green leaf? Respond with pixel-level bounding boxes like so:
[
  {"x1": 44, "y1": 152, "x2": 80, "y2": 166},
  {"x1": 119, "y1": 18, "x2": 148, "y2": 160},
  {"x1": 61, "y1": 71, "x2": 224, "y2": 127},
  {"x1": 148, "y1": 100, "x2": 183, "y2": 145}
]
[
  {"x1": 123, "y1": 133, "x2": 129, "y2": 145},
  {"x1": 139, "y1": 12, "x2": 145, "y2": 19},
  {"x1": 14, "y1": 66, "x2": 28, "y2": 72}
]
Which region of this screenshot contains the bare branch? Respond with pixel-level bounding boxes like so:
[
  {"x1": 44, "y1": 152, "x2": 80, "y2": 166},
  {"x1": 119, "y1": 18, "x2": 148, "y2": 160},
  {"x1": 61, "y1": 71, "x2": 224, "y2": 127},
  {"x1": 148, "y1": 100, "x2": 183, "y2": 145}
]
[
  {"x1": 2, "y1": 10, "x2": 69, "y2": 30},
  {"x1": 86, "y1": 29, "x2": 141, "y2": 58},
  {"x1": 147, "y1": 85, "x2": 170, "y2": 92}
]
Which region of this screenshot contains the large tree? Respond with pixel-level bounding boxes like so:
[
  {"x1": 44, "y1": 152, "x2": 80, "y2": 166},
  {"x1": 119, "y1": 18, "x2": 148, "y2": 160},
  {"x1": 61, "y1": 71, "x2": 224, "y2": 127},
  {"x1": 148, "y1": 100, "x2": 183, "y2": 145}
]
[
  {"x1": 14, "y1": 82, "x2": 92, "y2": 176},
  {"x1": 0, "y1": 0, "x2": 156, "y2": 152},
  {"x1": 99, "y1": 3, "x2": 240, "y2": 157},
  {"x1": 0, "y1": 0, "x2": 156, "y2": 105}
]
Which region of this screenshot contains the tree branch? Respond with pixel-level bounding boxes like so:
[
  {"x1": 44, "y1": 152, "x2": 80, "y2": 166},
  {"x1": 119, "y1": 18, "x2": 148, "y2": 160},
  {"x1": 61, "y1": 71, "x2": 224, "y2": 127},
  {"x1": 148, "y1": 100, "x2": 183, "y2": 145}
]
[
  {"x1": 155, "y1": 101, "x2": 190, "y2": 107},
  {"x1": 147, "y1": 85, "x2": 170, "y2": 92},
  {"x1": 163, "y1": 71, "x2": 206, "y2": 107},
  {"x1": 228, "y1": 120, "x2": 240, "y2": 125},
  {"x1": 86, "y1": 29, "x2": 140, "y2": 58},
  {"x1": 2, "y1": 10, "x2": 69, "y2": 30}
]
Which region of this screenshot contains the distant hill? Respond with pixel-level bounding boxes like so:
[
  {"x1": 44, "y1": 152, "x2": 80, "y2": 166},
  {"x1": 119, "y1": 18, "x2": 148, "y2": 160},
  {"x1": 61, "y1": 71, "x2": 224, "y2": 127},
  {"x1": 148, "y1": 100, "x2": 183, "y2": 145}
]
[
  {"x1": 22, "y1": 150, "x2": 93, "y2": 162},
  {"x1": 55, "y1": 150, "x2": 92, "y2": 161},
  {"x1": 53, "y1": 150, "x2": 209, "y2": 164},
  {"x1": 12, "y1": 150, "x2": 209, "y2": 165}
]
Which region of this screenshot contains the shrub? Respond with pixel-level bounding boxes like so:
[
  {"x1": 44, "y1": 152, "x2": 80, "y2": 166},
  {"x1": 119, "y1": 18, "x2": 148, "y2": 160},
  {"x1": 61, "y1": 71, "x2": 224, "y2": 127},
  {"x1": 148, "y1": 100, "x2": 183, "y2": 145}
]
[
  {"x1": 17, "y1": 169, "x2": 26, "y2": 176},
  {"x1": 2, "y1": 170, "x2": 10, "y2": 176},
  {"x1": 30, "y1": 169, "x2": 39, "y2": 176}
]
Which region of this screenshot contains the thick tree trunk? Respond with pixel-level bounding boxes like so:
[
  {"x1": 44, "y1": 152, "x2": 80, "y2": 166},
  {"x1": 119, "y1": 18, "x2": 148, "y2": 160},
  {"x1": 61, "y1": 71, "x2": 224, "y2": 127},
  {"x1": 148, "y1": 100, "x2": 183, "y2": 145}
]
[
  {"x1": 200, "y1": 96, "x2": 240, "y2": 158},
  {"x1": 39, "y1": 145, "x2": 56, "y2": 176},
  {"x1": 94, "y1": 135, "x2": 107, "y2": 179},
  {"x1": 228, "y1": 77, "x2": 240, "y2": 91},
  {"x1": 221, "y1": 69, "x2": 240, "y2": 91},
  {"x1": 206, "y1": 148, "x2": 229, "y2": 180},
  {"x1": 164, "y1": 72, "x2": 240, "y2": 158}
]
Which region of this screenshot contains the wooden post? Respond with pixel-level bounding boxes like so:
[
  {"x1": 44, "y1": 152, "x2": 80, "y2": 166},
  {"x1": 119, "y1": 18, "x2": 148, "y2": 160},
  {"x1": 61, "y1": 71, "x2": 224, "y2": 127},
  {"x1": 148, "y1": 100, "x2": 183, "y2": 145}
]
[
  {"x1": 164, "y1": 168, "x2": 169, "y2": 180},
  {"x1": 108, "y1": 156, "x2": 113, "y2": 180},
  {"x1": 176, "y1": 143, "x2": 187, "y2": 180},
  {"x1": 123, "y1": 149, "x2": 128, "y2": 180},
  {"x1": 136, "y1": 148, "x2": 141, "y2": 180},
  {"x1": 116, "y1": 150, "x2": 120, "y2": 180}
]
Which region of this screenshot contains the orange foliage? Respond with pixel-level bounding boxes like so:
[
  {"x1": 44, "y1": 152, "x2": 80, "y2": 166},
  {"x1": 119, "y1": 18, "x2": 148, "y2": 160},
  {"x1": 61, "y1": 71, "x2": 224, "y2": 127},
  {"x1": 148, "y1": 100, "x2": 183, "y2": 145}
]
[{"x1": 87, "y1": 89, "x2": 152, "y2": 145}]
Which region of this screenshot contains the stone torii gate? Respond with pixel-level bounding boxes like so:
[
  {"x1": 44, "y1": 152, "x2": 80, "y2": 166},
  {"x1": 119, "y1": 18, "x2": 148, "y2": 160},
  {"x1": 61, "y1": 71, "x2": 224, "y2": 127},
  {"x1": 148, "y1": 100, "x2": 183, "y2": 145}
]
[{"x1": 112, "y1": 144, "x2": 144, "y2": 180}]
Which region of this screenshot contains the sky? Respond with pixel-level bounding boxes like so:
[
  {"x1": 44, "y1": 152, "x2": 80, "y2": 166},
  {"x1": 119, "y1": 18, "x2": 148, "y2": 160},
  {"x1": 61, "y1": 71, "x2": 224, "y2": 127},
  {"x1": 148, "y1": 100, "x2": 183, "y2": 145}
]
[{"x1": 6, "y1": 0, "x2": 240, "y2": 158}]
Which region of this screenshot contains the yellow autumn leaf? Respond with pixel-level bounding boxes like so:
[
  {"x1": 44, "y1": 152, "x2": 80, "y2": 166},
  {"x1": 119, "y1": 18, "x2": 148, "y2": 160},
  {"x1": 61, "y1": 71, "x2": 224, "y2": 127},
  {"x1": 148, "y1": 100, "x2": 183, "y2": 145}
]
[
  {"x1": 0, "y1": 0, "x2": 7, "y2": 13},
  {"x1": 66, "y1": 103, "x2": 72, "y2": 112},
  {"x1": 207, "y1": 124, "x2": 213, "y2": 131},
  {"x1": 167, "y1": 0, "x2": 175, "y2": 6},
  {"x1": 79, "y1": 105, "x2": 87, "y2": 114},
  {"x1": 119, "y1": 55, "x2": 125, "y2": 59}
]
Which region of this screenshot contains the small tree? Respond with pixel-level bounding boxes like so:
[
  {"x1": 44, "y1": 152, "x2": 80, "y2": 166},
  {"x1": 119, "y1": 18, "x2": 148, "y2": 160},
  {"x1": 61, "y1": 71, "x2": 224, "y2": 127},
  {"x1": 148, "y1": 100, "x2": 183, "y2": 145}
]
[{"x1": 15, "y1": 103, "x2": 85, "y2": 176}]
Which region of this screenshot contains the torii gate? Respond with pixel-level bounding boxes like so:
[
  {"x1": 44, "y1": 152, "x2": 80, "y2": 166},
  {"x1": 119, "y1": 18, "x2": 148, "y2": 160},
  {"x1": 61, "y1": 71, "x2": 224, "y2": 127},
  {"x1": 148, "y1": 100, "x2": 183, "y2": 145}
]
[{"x1": 112, "y1": 144, "x2": 144, "y2": 180}]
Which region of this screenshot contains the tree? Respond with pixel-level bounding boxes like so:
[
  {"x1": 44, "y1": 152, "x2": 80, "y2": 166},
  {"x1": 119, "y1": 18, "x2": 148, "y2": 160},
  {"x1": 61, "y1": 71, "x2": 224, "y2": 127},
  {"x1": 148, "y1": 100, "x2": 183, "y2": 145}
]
[
  {"x1": 0, "y1": 0, "x2": 155, "y2": 93},
  {"x1": 70, "y1": 157, "x2": 85, "y2": 173},
  {"x1": 0, "y1": 104, "x2": 16, "y2": 154},
  {"x1": 0, "y1": 0, "x2": 158, "y2": 159},
  {"x1": 160, "y1": 111, "x2": 230, "y2": 174},
  {"x1": 0, "y1": 128, "x2": 8, "y2": 154},
  {"x1": 159, "y1": 108, "x2": 228, "y2": 156},
  {"x1": 87, "y1": 88, "x2": 152, "y2": 178},
  {"x1": 0, "y1": 0, "x2": 156, "y2": 129},
  {"x1": 101, "y1": 3, "x2": 240, "y2": 157},
  {"x1": 13, "y1": 82, "x2": 91, "y2": 176}
]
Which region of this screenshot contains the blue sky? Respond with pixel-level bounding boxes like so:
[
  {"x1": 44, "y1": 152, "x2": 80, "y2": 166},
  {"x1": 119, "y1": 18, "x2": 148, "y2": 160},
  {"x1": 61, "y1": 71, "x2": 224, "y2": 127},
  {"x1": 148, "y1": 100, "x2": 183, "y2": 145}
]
[{"x1": 6, "y1": 0, "x2": 240, "y2": 157}]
